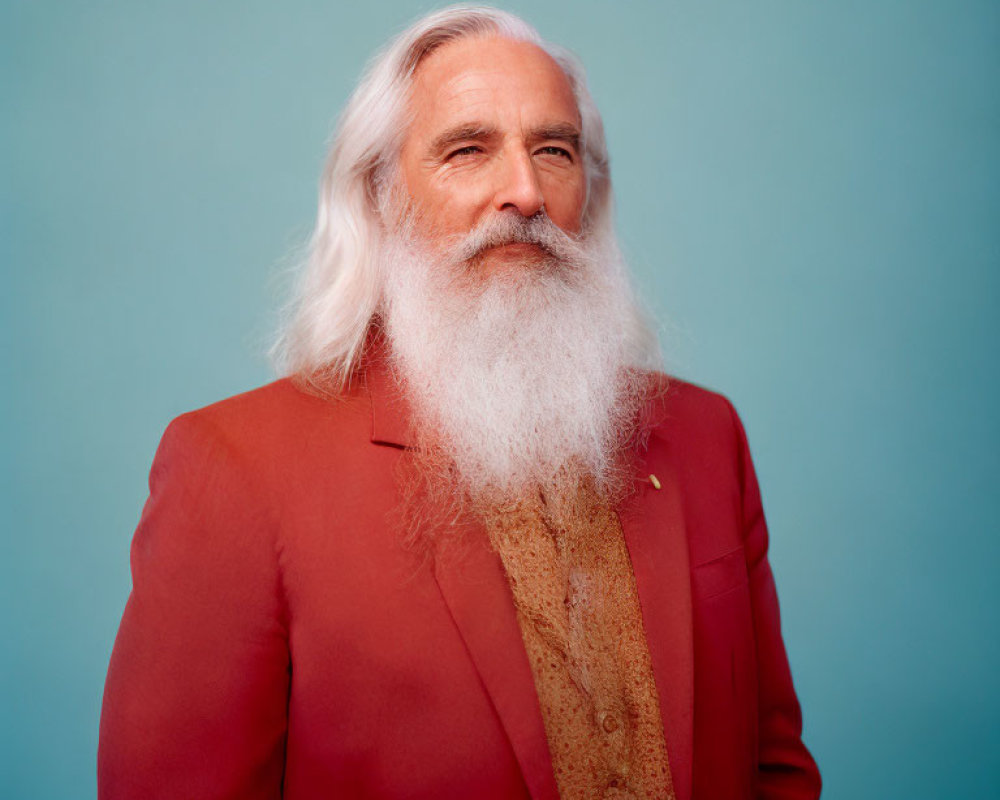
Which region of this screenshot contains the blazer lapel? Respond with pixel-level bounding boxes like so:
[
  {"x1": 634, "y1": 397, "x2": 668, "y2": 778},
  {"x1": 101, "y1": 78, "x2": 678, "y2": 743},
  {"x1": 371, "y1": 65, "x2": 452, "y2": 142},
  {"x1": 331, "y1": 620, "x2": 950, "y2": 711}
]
[
  {"x1": 433, "y1": 528, "x2": 561, "y2": 800},
  {"x1": 618, "y1": 434, "x2": 695, "y2": 800},
  {"x1": 365, "y1": 357, "x2": 560, "y2": 800}
]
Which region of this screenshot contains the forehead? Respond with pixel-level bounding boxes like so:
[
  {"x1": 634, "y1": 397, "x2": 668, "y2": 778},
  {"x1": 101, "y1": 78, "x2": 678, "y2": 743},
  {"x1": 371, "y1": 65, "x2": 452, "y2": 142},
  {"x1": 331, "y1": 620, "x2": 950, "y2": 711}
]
[{"x1": 406, "y1": 36, "x2": 581, "y2": 137}]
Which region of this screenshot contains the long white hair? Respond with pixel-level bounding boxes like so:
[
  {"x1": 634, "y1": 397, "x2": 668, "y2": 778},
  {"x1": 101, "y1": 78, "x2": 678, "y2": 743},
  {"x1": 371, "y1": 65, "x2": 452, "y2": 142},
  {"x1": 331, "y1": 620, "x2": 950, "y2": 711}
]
[{"x1": 272, "y1": 5, "x2": 646, "y2": 392}]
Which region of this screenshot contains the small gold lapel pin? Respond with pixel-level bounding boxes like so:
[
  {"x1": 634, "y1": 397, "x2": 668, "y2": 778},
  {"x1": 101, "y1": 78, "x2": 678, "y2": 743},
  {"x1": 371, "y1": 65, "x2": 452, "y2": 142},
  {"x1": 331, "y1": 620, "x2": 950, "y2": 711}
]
[{"x1": 648, "y1": 474, "x2": 661, "y2": 490}]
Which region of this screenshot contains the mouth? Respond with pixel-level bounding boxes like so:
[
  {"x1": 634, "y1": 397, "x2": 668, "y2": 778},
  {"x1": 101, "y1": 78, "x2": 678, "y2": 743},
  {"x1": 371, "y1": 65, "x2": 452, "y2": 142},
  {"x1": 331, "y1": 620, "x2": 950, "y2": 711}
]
[{"x1": 484, "y1": 241, "x2": 548, "y2": 259}]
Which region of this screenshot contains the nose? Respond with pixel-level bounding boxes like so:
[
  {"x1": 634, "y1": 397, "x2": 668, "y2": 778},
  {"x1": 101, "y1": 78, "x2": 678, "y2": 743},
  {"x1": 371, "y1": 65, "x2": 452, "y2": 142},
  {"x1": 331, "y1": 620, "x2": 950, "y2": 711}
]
[{"x1": 492, "y1": 148, "x2": 545, "y2": 218}]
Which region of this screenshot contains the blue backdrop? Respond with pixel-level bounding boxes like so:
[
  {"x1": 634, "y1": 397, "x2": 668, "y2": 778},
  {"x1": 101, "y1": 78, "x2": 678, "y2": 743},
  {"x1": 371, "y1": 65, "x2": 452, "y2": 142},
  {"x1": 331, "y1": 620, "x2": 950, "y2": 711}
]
[{"x1": 3, "y1": 1, "x2": 997, "y2": 797}]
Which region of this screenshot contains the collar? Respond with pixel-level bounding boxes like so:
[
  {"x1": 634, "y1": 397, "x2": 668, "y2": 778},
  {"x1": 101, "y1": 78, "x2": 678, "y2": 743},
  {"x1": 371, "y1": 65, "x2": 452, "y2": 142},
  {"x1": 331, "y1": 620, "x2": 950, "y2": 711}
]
[{"x1": 362, "y1": 341, "x2": 415, "y2": 449}]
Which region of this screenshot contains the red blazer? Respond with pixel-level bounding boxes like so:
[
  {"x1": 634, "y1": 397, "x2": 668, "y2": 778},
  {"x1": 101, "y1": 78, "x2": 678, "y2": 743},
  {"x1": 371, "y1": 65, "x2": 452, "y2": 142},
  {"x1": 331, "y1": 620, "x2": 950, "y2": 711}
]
[{"x1": 99, "y1": 361, "x2": 820, "y2": 799}]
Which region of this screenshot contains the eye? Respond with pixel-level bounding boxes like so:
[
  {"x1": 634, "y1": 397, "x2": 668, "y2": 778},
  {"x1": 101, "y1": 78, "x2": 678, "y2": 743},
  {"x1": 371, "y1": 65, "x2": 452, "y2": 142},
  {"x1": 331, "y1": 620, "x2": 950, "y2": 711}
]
[
  {"x1": 535, "y1": 145, "x2": 573, "y2": 161},
  {"x1": 447, "y1": 145, "x2": 483, "y2": 160}
]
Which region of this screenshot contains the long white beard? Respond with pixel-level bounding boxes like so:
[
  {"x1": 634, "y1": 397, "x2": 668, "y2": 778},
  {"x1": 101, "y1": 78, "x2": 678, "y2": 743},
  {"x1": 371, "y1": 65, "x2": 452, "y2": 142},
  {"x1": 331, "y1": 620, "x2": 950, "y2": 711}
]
[{"x1": 381, "y1": 212, "x2": 657, "y2": 504}]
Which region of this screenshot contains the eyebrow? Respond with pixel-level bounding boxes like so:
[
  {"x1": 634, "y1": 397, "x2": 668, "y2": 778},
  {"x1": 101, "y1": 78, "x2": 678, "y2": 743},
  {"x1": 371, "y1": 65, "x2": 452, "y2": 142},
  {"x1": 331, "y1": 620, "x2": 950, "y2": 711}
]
[
  {"x1": 528, "y1": 122, "x2": 581, "y2": 152},
  {"x1": 429, "y1": 123, "x2": 498, "y2": 157},
  {"x1": 427, "y1": 121, "x2": 582, "y2": 158}
]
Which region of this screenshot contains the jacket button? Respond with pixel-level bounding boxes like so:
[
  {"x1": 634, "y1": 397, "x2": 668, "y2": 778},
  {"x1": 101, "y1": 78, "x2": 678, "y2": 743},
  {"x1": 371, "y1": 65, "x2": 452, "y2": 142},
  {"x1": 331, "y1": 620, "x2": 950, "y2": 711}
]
[{"x1": 600, "y1": 712, "x2": 620, "y2": 733}]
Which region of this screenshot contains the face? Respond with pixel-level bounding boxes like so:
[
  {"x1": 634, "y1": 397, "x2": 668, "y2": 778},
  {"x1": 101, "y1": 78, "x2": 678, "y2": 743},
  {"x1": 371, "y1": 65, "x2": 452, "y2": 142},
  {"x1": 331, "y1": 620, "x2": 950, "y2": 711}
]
[{"x1": 397, "y1": 36, "x2": 587, "y2": 272}]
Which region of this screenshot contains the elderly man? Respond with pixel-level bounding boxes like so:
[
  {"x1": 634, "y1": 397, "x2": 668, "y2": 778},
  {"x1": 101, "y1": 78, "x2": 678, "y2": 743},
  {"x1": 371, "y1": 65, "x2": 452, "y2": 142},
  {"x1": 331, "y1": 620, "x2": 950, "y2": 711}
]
[{"x1": 99, "y1": 7, "x2": 820, "y2": 800}]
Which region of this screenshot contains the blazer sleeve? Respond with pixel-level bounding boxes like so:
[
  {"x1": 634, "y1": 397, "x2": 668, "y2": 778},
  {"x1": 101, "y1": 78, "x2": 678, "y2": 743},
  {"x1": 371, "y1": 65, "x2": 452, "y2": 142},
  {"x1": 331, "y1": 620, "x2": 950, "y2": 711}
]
[
  {"x1": 98, "y1": 413, "x2": 290, "y2": 800},
  {"x1": 729, "y1": 401, "x2": 822, "y2": 799}
]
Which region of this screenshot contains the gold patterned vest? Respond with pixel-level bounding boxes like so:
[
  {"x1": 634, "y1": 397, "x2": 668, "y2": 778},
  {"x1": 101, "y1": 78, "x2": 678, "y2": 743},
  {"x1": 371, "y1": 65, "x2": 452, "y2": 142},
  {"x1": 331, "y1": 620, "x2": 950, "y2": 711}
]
[{"x1": 483, "y1": 480, "x2": 676, "y2": 800}]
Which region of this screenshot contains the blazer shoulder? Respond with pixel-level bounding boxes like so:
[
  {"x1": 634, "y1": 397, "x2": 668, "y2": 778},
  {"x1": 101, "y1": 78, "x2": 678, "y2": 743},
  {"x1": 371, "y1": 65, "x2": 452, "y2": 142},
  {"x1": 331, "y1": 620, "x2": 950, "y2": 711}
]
[
  {"x1": 163, "y1": 377, "x2": 371, "y2": 464},
  {"x1": 644, "y1": 372, "x2": 741, "y2": 444}
]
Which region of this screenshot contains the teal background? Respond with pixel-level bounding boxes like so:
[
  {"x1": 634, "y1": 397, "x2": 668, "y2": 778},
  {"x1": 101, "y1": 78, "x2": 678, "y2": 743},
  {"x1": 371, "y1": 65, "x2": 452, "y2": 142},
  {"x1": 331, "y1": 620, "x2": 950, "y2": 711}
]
[{"x1": 3, "y1": 1, "x2": 997, "y2": 797}]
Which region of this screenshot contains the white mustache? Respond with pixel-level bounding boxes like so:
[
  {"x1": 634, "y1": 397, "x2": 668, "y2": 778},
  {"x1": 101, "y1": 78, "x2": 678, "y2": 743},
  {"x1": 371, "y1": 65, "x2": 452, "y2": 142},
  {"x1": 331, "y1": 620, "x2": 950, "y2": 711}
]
[{"x1": 453, "y1": 212, "x2": 583, "y2": 264}]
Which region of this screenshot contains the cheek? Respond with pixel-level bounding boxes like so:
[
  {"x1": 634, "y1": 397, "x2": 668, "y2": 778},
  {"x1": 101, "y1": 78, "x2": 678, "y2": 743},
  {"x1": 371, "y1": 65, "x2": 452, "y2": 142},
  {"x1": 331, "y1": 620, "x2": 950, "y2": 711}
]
[
  {"x1": 544, "y1": 179, "x2": 587, "y2": 232},
  {"x1": 420, "y1": 182, "x2": 486, "y2": 233}
]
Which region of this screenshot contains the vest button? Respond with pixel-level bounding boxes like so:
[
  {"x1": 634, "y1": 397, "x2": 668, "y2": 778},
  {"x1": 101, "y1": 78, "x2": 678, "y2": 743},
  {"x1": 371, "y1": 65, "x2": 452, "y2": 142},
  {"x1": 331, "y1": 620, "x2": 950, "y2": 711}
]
[{"x1": 603, "y1": 777, "x2": 635, "y2": 799}]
